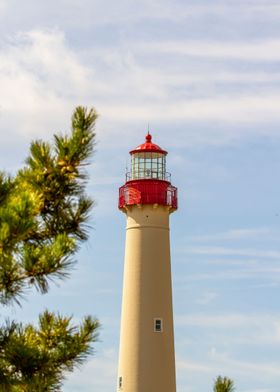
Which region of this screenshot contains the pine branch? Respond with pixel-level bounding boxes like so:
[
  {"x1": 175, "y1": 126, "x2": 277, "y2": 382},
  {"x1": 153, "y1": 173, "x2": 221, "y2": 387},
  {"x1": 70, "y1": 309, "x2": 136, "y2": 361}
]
[
  {"x1": 0, "y1": 106, "x2": 98, "y2": 305},
  {"x1": 0, "y1": 312, "x2": 100, "y2": 391},
  {"x1": 0, "y1": 106, "x2": 99, "y2": 390}
]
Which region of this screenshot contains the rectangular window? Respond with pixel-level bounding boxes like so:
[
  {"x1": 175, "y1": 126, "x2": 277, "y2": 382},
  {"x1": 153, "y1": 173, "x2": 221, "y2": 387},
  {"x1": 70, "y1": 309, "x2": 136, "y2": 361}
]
[
  {"x1": 154, "y1": 318, "x2": 163, "y2": 332},
  {"x1": 119, "y1": 376, "x2": 123, "y2": 389}
]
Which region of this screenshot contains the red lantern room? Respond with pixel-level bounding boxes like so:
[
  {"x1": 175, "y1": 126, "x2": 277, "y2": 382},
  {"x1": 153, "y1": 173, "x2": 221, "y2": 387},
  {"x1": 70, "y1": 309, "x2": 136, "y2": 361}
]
[{"x1": 119, "y1": 133, "x2": 178, "y2": 210}]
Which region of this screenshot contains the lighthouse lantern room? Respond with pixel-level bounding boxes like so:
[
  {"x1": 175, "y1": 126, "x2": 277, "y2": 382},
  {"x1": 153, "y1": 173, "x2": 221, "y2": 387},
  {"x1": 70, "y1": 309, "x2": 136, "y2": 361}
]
[{"x1": 119, "y1": 133, "x2": 177, "y2": 210}]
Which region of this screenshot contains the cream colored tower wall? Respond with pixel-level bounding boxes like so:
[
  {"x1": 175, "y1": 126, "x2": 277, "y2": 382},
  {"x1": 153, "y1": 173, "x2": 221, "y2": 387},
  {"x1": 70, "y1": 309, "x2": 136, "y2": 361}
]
[{"x1": 117, "y1": 204, "x2": 176, "y2": 392}]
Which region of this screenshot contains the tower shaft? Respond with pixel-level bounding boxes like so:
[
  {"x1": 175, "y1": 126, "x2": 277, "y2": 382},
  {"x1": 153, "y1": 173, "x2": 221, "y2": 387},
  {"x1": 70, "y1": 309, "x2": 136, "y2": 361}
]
[{"x1": 117, "y1": 204, "x2": 176, "y2": 392}]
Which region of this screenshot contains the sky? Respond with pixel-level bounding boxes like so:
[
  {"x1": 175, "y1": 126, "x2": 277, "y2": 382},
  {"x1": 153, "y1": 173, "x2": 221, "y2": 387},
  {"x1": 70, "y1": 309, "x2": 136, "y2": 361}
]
[{"x1": 0, "y1": 0, "x2": 280, "y2": 391}]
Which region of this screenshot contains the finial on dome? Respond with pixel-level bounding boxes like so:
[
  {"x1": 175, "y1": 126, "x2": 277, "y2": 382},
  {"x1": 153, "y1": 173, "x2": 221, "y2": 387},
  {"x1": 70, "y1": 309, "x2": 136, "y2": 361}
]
[
  {"x1": 146, "y1": 132, "x2": 152, "y2": 143},
  {"x1": 129, "y1": 132, "x2": 167, "y2": 154}
]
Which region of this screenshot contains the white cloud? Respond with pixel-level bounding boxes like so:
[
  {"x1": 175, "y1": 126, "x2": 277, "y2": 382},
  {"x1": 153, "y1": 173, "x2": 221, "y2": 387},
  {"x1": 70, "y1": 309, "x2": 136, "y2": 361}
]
[
  {"x1": 0, "y1": 29, "x2": 95, "y2": 140},
  {"x1": 208, "y1": 351, "x2": 280, "y2": 379},
  {"x1": 174, "y1": 312, "x2": 280, "y2": 388},
  {"x1": 139, "y1": 39, "x2": 280, "y2": 61},
  {"x1": 175, "y1": 312, "x2": 280, "y2": 347},
  {"x1": 88, "y1": 45, "x2": 280, "y2": 121},
  {"x1": 177, "y1": 354, "x2": 280, "y2": 388},
  {"x1": 118, "y1": 69, "x2": 280, "y2": 86},
  {"x1": 195, "y1": 291, "x2": 219, "y2": 305},
  {"x1": 0, "y1": 1, "x2": 8, "y2": 11},
  {"x1": 177, "y1": 348, "x2": 280, "y2": 380},
  {"x1": 176, "y1": 265, "x2": 280, "y2": 283},
  {"x1": 189, "y1": 227, "x2": 278, "y2": 241},
  {"x1": 175, "y1": 313, "x2": 280, "y2": 330},
  {"x1": 243, "y1": 390, "x2": 273, "y2": 392},
  {"x1": 96, "y1": 94, "x2": 280, "y2": 139},
  {"x1": 177, "y1": 358, "x2": 211, "y2": 373},
  {"x1": 1, "y1": 28, "x2": 280, "y2": 156},
  {"x1": 30, "y1": 0, "x2": 280, "y2": 26},
  {"x1": 184, "y1": 246, "x2": 280, "y2": 259}
]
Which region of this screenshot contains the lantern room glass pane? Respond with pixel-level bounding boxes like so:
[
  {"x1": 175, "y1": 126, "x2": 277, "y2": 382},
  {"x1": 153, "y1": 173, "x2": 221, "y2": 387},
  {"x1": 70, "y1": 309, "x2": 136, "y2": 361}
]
[{"x1": 131, "y1": 152, "x2": 166, "y2": 180}]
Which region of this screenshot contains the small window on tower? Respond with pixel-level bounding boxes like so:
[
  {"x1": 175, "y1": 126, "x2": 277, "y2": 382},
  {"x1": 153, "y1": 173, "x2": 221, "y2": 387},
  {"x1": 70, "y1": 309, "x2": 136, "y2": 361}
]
[
  {"x1": 119, "y1": 376, "x2": 123, "y2": 389},
  {"x1": 154, "y1": 318, "x2": 163, "y2": 332}
]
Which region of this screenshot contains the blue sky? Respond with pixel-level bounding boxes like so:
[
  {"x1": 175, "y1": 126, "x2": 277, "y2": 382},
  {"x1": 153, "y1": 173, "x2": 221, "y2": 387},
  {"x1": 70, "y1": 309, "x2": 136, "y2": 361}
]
[{"x1": 0, "y1": 1, "x2": 280, "y2": 391}]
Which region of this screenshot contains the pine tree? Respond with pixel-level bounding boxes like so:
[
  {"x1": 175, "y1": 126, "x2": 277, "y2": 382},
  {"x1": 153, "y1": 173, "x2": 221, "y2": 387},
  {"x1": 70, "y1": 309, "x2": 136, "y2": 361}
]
[
  {"x1": 213, "y1": 375, "x2": 235, "y2": 392},
  {"x1": 0, "y1": 106, "x2": 100, "y2": 391}
]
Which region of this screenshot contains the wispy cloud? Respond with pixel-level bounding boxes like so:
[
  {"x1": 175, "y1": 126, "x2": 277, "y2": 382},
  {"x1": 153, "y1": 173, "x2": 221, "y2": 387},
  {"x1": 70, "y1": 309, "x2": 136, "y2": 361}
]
[
  {"x1": 1, "y1": 27, "x2": 280, "y2": 156},
  {"x1": 175, "y1": 311, "x2": 280, "y2": 389},
  {"x1": 176, "y1": 265, "x2": 280, "y2": 283},
  {"x1": 184, "y1": 246, "x2": 280, "y2": 259},
  {"x1": 99, "y1": 95, "x2": 280, "y2": 124},
  {"x1": 195, "y1": 291, "x2": 219, "y2": 305},
  {"x1": 175, "y1": 312, "x2": 280, "y2": 350},
  {"x1": 176, "y1": 313, "x2": 280, "y2": 329},
  {"x1": 178, "y1": 353, "x2": 280, "y2": 380},
  {"x1": 0, "y1": 29, "x2": 94, "y2": 139},
  {"x1": 139, "y1": 39, "x2": 280, "y2": 61},
  {"x1": 189, "y1": 227, "x2": 276, "y2": 242}
]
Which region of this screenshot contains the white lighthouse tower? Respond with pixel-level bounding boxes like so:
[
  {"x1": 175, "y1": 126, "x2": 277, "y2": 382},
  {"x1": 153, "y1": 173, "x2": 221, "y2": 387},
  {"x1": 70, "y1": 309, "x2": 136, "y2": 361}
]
[{"x1": 117, "y1": 133, "x2": 178, "y2": 392}]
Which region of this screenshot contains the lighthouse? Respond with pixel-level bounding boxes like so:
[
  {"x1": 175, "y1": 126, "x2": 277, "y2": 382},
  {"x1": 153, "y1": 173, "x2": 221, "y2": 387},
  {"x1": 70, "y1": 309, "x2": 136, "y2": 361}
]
[{"x1": 117, "y1": 133, "x2": 178, "y2": 392}]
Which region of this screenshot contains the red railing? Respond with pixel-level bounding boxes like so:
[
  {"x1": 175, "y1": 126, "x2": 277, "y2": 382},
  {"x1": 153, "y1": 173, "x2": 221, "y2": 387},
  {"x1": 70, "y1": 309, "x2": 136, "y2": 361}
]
[{"x1": 119, "y1": 180, "x2": 178, "y2": 210}]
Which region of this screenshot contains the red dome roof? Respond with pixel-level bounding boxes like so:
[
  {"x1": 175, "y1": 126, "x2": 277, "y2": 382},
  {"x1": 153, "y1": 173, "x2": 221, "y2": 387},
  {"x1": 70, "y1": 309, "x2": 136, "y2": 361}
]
[{"x1": 130, "y1": 133, "x2": 167, "y2": 155}]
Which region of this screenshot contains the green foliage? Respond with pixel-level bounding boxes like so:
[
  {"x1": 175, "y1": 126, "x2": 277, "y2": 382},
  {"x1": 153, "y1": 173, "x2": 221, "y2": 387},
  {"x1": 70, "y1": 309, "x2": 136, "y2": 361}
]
[
  {"x1": 213, "y1": 375, "x2": 235, "y2": 392},
  {"x1": 0, "y1": 107, "x2": 100, "y2": 390},
  {"x1": 0, "y1": 312, "x2": 99, "y2": 391}
]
